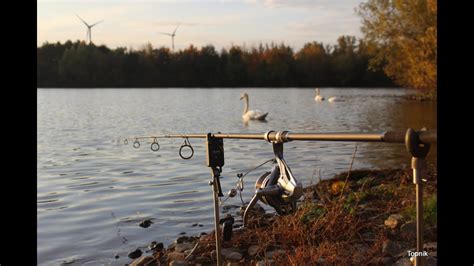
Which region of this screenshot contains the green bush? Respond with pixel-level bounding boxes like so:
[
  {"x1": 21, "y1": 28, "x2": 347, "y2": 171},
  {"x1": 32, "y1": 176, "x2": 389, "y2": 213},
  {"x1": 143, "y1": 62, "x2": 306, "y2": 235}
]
[{"x1": 300, "y1": 204, "x2": 326, "y2": 224}]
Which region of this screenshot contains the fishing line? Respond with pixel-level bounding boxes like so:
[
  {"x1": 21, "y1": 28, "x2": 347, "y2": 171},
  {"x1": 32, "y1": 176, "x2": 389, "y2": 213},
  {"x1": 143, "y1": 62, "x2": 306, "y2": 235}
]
[{"x1": 219, "y1": 158, "x2": 275, "y2": 206}]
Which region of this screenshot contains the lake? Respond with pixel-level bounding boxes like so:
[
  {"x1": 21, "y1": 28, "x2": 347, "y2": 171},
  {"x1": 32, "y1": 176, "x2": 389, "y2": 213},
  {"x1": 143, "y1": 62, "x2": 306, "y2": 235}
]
[{"x1": 37, "y1": 88, "x2": 437, "y2": 265}]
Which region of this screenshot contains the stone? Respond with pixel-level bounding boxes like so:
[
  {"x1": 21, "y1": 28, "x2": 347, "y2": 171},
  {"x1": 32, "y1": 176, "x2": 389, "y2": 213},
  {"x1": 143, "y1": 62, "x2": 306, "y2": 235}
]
[
  {"x1": 130, "y1": 256, "x2": 155, "y2": 266},
  {"x1": 400, "y1": 222, "x2": 416, "y2": 240},
  {"x1": 384, "y1": 214, "x2": 404, "y2": 229},
  {"x1": 265, "y1": 249, "x2": 285, "y2": 259},
  {"x1": 380, "y1": 257, "x2": 393, "y2": 265},
  {"x1": 248, "y1": 245, "x2": 260, "y2": 256},
  {"x1": 148, "y1": 241, "x2": 157, "y2": 249},
  {"x1": 128, "y1": 249, "x2": 142, "y2": 259},
  {"x1": 139, "y1": 219, "x2": 153, "y2": 228},
  {"x1": 175, "y1": 242, "x2": 194, "y2": 253},
  {"x1": 167, "y1": 252, "x2": 186, "y2": 261},
  {"x1": 424, "y1": 242, "x2": 437, "y2": 251},
  {"x1": 155, "y1": 242, "x2": 164, "y2": 251},
  {"x1": 239, "y1": 203, "x2": 265, "y2": 216},
  {"x1": 225, "y1": 251, "x2": 243, "y2": 262},
  {"x1": 382, "y1": 240, "x2": 401, "y2": 256},
  {"x1": 256, "y1": 259, "x2": 274, "y2": 266},
  {"x1": 222, "y1": 248, "x2": 241, "y2": 256},
  {"x1": 175, "y1": 236, "x2": 190, "y2": 244},
  {"x1": 426, "y1": 257, "x2": 437, "y2": 266},
  {"x1": 169, "y1": 260, "x2": 188, "y2": 266},
  {"x1": 394, "y1": 258, "x2": 412, "y2": 266},
  {"x1": 220, "y1": 248, "x2": 243, "y2": 261},
  {"x1": 195, "y1": 256, "x2": 211, "y2": 264},
  {"x1": 149, "y1": 241, "x2": 164, "y2": 252},
  {"x1": 368, "y1": 257, "x2": 393, "y2": 265}
]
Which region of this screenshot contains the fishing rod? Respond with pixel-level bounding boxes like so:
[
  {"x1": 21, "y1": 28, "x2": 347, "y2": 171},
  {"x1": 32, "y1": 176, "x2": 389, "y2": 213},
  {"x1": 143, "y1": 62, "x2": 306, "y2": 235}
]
[
  {"x1": 125, "y1": 130, "x2": 437, "y2": 144},
  {"x1": 124, "y1": 130, "x2": 436, "y2": 156},
  {"x1": 123, "y1": 128, "x2": 436, "y2": 266}
]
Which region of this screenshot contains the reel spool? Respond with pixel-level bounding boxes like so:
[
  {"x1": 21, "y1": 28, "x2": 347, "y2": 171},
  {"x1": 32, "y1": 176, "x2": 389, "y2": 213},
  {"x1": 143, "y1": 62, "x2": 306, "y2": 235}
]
[{"x1": 243, "y1": 142, "x2": 303, "y2": 226}]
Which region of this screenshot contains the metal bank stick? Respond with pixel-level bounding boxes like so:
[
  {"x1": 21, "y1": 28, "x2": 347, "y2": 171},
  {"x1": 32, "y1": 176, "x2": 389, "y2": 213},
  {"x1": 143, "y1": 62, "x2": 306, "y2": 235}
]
[{"x1": 205, "y1": 133, "x2": 224, "y2": 266}]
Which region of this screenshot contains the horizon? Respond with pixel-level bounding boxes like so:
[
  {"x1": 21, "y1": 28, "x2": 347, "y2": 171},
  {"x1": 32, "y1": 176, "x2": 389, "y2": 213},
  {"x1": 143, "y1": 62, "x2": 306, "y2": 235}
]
[{"x1": 37, "y1": 0, "x2": 364, "y2": 51}]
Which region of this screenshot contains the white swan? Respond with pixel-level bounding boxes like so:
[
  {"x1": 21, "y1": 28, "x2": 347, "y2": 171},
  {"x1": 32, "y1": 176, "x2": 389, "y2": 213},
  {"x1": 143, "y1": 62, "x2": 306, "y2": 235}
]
[
  {"x1": 314, "y1": 88, "x2": 325, "y2": 102},
  {"x1": 328, "y1": 96, "x2": 344, "y2": 102},
  {"x1": 240, "y1": 92, "x2": 268, "y2": 121}
]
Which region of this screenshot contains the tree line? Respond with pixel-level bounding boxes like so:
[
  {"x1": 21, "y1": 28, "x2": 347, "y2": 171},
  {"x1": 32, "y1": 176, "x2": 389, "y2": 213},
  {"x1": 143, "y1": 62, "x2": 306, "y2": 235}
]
[{"x1": 37, "y1": 35, "x2": 394, "y2": 88}]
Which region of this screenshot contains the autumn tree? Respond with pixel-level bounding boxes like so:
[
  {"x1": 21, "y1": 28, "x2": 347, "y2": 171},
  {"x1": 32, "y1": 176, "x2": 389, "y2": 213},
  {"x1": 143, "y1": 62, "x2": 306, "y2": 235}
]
[
  {"x1": 357, "y1": 0, "x2": 437, "y2": 94},
  {"x1": 295, "y1": 42, "x2": 330, "y2": 86}
]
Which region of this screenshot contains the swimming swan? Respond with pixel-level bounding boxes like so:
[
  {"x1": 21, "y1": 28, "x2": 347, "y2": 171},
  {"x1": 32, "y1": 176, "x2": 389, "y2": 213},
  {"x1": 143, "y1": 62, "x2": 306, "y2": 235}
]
[
  {"x1": 328, "y1": 96, "x2": 344, "y2": 102},
  {"x1": 315, "y1": 88, "x2": 325, "y2": 102},
  {"x1": 240, "y1": 92, "x2": 268, "y2": 121}
]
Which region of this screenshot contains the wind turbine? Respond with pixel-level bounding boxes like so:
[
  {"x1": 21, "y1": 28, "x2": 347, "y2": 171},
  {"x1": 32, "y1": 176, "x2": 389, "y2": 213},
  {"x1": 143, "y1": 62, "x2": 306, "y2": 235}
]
[
  {"x1": 76, "y1": 14, "x2": 103, "y2": 44},
  {"x1": 160, "y1": 23, "x2": 180, "y2": 52}
]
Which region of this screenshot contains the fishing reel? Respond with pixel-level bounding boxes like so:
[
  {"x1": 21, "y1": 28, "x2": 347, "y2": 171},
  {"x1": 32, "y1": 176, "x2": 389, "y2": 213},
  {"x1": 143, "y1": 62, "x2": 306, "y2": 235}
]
[{"x1": 242, "y1": 140, "x2": 303, "y2": 226}]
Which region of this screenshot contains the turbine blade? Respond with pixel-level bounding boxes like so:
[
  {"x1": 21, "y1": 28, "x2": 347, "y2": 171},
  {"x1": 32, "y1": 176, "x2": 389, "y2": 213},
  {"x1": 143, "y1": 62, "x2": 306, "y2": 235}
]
[
  {"x1": 160, "y1": 32, "x2": 173, "y2": 36},
  {"x1": 172, "y1": 23, "x2": 181, "y2": 35},
  {"x1": 76, "y1": 14, "x2": 90, "y2": 27},
  {"x1": 90, "y1": 20, "x2": 104, "y2": 27}
]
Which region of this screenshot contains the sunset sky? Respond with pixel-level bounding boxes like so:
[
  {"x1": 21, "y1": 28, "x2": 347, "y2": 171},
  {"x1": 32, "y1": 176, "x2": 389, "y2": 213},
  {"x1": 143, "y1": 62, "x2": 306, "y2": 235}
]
[{"x1": 37, "y1": 0, "x2": 365, "y2": 51}]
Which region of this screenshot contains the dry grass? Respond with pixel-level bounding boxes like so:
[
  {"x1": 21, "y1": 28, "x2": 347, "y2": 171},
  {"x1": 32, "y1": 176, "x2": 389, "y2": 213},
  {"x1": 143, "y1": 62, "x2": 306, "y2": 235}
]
[{"x1": 147, "y1": 167, "x2": 437, "y2": 265}]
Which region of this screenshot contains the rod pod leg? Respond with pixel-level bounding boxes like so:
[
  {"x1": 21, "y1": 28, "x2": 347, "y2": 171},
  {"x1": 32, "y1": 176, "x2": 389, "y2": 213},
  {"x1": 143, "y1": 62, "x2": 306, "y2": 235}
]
[
  {"x1": 405, "y1": 128, "x2": 430, "y2": 266},
  {"x1": 210, "y1": 169, "x2": 223, "y2": 266},
  {"x1": 412, "y1": 157, "x2": 426, "y2": 266}
]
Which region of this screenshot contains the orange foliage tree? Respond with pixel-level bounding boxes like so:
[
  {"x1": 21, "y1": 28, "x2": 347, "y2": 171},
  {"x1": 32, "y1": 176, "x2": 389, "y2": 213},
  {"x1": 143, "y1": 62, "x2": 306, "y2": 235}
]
[{"x1": 357, "y1": 0, "x2": 437, "y2": 94}]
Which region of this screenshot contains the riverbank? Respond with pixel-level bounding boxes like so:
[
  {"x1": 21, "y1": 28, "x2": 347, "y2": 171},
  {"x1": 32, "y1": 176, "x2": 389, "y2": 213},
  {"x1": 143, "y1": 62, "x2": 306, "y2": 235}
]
[
  {"x1": 404, "y1": 92, "x2": 437, "y2": 102},
  {"x1": 128, "y1": 167, "x2": 437, "y2": 265}
]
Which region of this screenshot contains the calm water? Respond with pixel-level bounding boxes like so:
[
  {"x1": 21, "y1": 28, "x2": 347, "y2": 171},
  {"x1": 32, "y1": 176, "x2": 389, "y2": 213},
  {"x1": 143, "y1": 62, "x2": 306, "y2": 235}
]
[{"x1": 37, "y1": 88, "x2": 436, "y2": 265}]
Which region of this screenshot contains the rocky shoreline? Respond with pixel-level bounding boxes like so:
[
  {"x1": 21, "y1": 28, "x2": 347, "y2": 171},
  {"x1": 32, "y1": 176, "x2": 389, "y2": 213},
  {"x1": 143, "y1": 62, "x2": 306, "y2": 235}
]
[
  {"x1": 403, "y1": 93, "x2": 437, "y2": 102},
  {"x1": 126, "y1": 167, "x2": 437, "y2": 265}
]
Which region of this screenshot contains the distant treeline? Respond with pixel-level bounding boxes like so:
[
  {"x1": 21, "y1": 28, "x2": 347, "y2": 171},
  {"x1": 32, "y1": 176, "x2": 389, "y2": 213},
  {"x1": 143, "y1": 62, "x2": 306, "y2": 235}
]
[{"x1": 37, "y1": 35, "x2": 395, "y2": 88}]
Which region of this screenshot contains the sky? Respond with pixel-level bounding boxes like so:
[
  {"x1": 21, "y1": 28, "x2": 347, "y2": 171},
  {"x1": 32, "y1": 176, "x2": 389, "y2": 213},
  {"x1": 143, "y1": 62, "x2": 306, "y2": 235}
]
[{"x1": 37, "y1": 0, "x2": 365, "y2": 51}]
